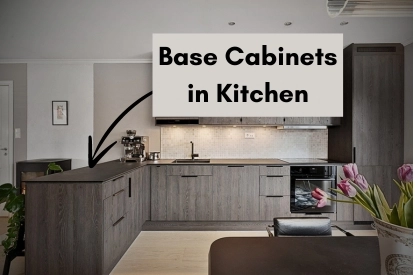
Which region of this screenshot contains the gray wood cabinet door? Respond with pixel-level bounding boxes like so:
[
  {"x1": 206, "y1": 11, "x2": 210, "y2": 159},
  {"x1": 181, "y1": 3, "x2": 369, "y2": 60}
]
[
  {"x1": 241, "y1": 117, "x2": 284, "y2": 125},
  {"x1": 129, "y1": 168, "x2": 142, "y2": 241},
  {"x1": 142, "y1": 165, "x2": 151, "y2": 222},
  {"x1": 259, "y1": 196, "x2": 291, "y2": 220},
  {"x1": 151, "y1": 166, "x2": 168, "y2": 220},
  {"x1": 199, "y1": 117, "x2": 242, "y2": 125},
  {"x1": 352, "y1": 53, "x2": 404, "y2": 166},
  {"x1": 213, "y1": 166, "x2": 260, "y2": 220},
  {"x1": 284, "y1": 117, "x2": 340, "y2": 126},
  {"x1": 166, "y1": 175, "x2": 213, "y2": 221}
]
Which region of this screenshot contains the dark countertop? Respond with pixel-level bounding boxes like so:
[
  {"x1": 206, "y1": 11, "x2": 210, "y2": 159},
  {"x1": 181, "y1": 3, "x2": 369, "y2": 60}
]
[{"x1": 27, "y1": 158, "x2": 346, "y2": 183}]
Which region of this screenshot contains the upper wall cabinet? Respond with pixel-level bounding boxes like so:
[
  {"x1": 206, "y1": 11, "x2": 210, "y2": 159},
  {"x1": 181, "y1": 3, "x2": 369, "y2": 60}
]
[
  {"x1": 284, "y1": 117, "x2": 341, "y2": 126},
  {"x1": 241, "y1": 117, "x2": 285, "y2": 125},
  {"x1": 199, "y1": 117, "x2": 242, "y2": 125},
  {"x1": 198, "y1": 117, "x2": 340, "y2": 126}
]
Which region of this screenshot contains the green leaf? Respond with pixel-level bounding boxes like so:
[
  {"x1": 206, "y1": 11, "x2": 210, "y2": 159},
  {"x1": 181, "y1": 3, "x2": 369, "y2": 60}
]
[
  {"x1": 4, "y1": 194, "x2": 24, "y2": 213},
  {"x1": 375, "y1": 185, "x2": 391, "y2": 215},
  {"x1": 404, "y1": 197, "x2": 413, "y2": 229},
  {"x1": 373, "y1": 186, "x2": 389, "y2": 221},
  {"x1": 349, "y1": 181, "x2": 380, "y2": 217},
  {"x1": 389, "y1": 204, "x2": 401, "y2": 226}
]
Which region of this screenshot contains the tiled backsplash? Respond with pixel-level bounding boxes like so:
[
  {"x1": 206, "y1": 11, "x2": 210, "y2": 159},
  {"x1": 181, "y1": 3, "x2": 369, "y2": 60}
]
[{"x1": 161, "y1": 127, "x2": 328, "y2": 159}]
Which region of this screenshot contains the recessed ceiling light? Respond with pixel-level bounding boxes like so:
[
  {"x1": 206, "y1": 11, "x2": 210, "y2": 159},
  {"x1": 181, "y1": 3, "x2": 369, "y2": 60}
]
[
  {"x1": 228, "y1": 22, "x2": 235, "y2": 26},
  {"x1": 284, "y1": 22, "x2": 292, "y2": 26},
  {"x1": 340, "y1": 21, "x2": 349, "y2": 26}
]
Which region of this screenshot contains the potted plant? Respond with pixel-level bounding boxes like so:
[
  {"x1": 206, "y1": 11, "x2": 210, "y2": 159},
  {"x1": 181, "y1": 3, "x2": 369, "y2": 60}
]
[{"x1": 312, "y1": 164, "x2": 413, "y2": 275}]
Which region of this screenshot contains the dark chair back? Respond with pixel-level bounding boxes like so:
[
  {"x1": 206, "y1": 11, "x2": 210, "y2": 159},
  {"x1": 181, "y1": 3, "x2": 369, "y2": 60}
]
[{"x1": 273, "y1": 217, "x2": 332, "y2": 236}]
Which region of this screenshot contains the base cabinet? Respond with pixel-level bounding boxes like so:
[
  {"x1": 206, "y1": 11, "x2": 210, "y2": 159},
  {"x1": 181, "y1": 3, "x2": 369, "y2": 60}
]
[
  {"x1": 260, "y1": 196, "x2": 291, "y2": 220},
  {"x1": 167, "y1": 175, "x2": 213, "y2": 220},
  {"x1": 26, "y1": 165, "x2": 149, "y2": 275},
  {"x1": 212, "y1": 166, "x2": 260, "y2": 220}
]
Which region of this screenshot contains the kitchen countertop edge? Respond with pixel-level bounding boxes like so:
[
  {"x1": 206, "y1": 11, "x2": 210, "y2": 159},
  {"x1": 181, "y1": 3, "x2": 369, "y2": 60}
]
[{"x1": 26, "y1": 159, "x2": 346, "y2": 183}]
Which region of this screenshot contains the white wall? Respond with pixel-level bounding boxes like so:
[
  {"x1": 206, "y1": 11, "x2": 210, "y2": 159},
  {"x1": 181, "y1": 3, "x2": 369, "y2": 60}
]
[
  {"x1": 27, "y1": 63, "x2": 93, "y2": 169},
  {"x1": 94, "y1": 64, "x2": 159, "y2": 163},
  {"x1": 404, "y1": 43, "x2": 413, "y2": 163}
]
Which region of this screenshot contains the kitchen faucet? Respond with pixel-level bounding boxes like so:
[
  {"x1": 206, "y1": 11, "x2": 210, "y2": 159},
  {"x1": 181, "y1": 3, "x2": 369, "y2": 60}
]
[{"x1": 190, "y1": 141, "x2": 199, "y2": 160}]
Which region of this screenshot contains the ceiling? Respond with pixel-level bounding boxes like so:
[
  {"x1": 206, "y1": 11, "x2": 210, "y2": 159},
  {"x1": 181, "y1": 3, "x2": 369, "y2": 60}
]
[{"x1": 0, "y1": 0, "x2": 412, "y2": 60}]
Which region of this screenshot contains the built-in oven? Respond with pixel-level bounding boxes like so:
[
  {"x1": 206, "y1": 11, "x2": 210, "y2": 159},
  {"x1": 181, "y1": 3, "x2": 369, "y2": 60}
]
[{"x1": 290, "y1": 166, "x2": 337, "y2": 214}]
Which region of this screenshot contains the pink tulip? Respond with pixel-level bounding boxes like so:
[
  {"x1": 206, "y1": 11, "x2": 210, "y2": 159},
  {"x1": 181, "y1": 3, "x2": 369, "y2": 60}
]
[
  {"x1": 343, "y1": 163, "x2": 358, "y2": 181},
  {"x1": 397, "y1": 164, "x2": 413, "y2": 182},
  {"x1": 317, "y1": 196, "x2": 327, "y2": 208},
  {"x1": 311, "y1": 188, "x2": 328, "y2": 207},
  {"x1": 354, "y1": 174, "x2": 369, "y2": 192},
  {"x1": 338, "y1": 179, "x2": 357, "y2": 197}
]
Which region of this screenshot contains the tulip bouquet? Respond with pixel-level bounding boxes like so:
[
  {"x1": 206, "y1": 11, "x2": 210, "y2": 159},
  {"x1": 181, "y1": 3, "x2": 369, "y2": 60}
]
[{"x1": 312, "y1": 164, "x2": 413, "y2": 229}]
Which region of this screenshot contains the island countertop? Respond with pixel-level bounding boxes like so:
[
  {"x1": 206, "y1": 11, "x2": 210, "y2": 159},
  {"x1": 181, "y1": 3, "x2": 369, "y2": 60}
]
[{"x1": 26, "y1": 158, "x2": 345, "y2": 183}]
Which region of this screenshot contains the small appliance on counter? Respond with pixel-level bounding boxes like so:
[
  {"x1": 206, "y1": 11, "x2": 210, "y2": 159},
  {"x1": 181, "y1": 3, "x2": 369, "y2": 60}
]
[
  {"x1": 146, "y1": 152, "x2": 161, "y2": 161},
  {"x1": 121, "y1": 130, "x2": 149, "y2": 162}
]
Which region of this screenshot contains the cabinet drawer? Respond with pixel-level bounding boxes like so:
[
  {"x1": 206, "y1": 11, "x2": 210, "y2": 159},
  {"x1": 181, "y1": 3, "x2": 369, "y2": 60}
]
[
  {"x1": 103, "y1": 188, "x2": 127, "y2": 231},
  {"x1": 167, "y1": 165, "x2": 212, "y2": 176},
  {"x1": 259, "y1": 196, "x2": 291, "y2": 220},
  {"x1": 260, "y1": 176, "x2": 290, "y2": 196},
  {"x1": 104, "y1": 211, "x2": 129, "y2": 274},
  {"x1": 103, "y1": 175, "x2": 128, "y2": 199},
  {"x1": 260, "y1": 166, "x2": 290, "y2": 176}
]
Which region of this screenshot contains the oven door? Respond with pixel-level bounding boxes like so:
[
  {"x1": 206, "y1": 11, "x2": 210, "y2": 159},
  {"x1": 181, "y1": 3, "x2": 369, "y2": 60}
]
[{"x1": 290, "y1": 178, "x2": 336, "y2": 213}]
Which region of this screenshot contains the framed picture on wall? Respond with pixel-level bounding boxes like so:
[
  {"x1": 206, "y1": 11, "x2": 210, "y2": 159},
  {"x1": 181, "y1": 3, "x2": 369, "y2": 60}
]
[{"x1": 52, "y1": 101, "x2": 68, "y2": 125}]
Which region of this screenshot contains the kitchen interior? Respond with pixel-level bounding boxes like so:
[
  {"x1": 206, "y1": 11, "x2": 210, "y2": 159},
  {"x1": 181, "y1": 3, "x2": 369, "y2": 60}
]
[{"x1": 0, "y1": 1, "x2": 413, "y2": 275}]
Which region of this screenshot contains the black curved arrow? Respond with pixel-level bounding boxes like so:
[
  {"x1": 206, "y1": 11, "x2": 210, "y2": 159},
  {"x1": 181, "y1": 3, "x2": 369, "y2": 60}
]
[{"x1": 88, "y1": 91, "x2": 153, "y2": 168}]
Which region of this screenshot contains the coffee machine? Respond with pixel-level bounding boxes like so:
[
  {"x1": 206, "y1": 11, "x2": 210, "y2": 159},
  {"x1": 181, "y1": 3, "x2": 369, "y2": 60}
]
[{"x1": 121, "y1": 130, "x2": 149, "y2": 162}]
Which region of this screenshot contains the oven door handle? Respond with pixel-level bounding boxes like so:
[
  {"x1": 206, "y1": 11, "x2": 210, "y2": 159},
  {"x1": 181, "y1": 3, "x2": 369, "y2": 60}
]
[{"x1": 295, "y1": 178, "x2": 335, "y2": 181}]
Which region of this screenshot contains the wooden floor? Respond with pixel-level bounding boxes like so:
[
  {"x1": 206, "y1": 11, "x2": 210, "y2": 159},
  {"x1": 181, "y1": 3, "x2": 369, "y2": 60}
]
[
  {"x1": 0, "y1": 217, "x2": 378, "y2": 275},
  {"x1": 111, "y1": 229, "x2": 378, "y2": 275}
]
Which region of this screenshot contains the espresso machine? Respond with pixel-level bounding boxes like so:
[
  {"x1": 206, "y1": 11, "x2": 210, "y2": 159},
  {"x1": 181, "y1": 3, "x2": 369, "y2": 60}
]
[{"x1": 121, "y1": 130, "x2": 149, "y2": 162}]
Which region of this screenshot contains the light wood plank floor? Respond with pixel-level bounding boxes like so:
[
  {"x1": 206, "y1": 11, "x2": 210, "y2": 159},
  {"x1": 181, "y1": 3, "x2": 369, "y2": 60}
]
[{"x1": 111, "y1": 229, "x2": 378, "y2": 275}]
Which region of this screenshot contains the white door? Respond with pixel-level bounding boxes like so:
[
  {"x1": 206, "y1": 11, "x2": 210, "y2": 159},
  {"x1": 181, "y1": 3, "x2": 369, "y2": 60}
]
[{"x1": 0, "y1": 82, "x2": 13, "y2": 216}]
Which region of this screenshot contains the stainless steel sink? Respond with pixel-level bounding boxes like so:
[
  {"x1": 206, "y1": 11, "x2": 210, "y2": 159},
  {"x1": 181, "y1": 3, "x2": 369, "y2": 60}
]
[{"x1": 173, "y1": 159, "x2": 211, "y2": 163}]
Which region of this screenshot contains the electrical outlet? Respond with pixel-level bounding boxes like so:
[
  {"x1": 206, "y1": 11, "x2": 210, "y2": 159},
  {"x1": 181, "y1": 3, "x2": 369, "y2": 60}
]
[
  {"x1": 15, "y1": 128, "x2": 21, "y2": 139},
  {"x1": 245, "y1": 132, "x2": 255, "y2": 139}
]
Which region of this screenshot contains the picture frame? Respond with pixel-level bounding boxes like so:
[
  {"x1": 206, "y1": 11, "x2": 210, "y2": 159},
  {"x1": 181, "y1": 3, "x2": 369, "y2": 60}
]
[{"x1": 52, "y1": 101, "x2": 68, "y2": 125}]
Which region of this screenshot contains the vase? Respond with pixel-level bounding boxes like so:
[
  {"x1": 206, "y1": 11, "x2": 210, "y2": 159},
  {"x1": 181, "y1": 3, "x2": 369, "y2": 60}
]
[{"x1": 373, "y1": 217, "x2": 413, "y2": 275}]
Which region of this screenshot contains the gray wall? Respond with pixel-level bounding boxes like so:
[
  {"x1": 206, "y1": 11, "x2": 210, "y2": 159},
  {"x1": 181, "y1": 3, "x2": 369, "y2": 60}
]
[
  {"x1": 94, "y1": 64, "x2": 160, "y2": 163},
  {"x1": 404, "y1": 43, "x2": 413, "y2": 163},
  {"x1": 0, "y1": 64, "x2": 27, "y2": 165}
]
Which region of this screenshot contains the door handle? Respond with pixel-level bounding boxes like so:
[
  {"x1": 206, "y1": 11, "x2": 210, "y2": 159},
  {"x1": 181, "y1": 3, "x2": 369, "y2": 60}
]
[{"x1": 0, "y1": 148, "x2": 7, "y2": 151}]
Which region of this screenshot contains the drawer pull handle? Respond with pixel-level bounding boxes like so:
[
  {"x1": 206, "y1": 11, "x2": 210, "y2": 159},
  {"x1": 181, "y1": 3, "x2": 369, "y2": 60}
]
[
  {"x1": 266, "y1": 195, "x2": 283, "y2": 198},
  {"x1": 266, "y1": 166, "x2": 283, "y2": 168},
  {"x1": 129, "y1": 178, "x2": 131, "y2": 198},
  {"x1": 266, "y1": 175, "x2": 283, "y2": 178},
  {"x1": 112, "y1": 175, "x2": 124, "y2": 181},
  {"x1": 227, "y1": 165, "x2": 244, "y2": 167},
  {"x1": 113, "y1": 189, "x2": 125, "y2": 196},
  {"x1": 181, "y1": 175, "x2": 198, "y2": 177},
  {"x1": 113, "y1": 216, "x2": 125, "y2": 226}
]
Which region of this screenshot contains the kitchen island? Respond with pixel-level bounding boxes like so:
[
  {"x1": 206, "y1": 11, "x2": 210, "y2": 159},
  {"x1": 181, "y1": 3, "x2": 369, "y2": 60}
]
[{"x1": 26, "y1": 158, "x2": 344, "y2": 275}]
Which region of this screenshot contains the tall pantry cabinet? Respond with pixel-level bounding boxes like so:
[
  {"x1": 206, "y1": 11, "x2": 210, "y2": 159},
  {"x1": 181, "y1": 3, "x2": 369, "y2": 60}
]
[{"x1": 329, "y1": 44, "x2": 404, "y2": 221}]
